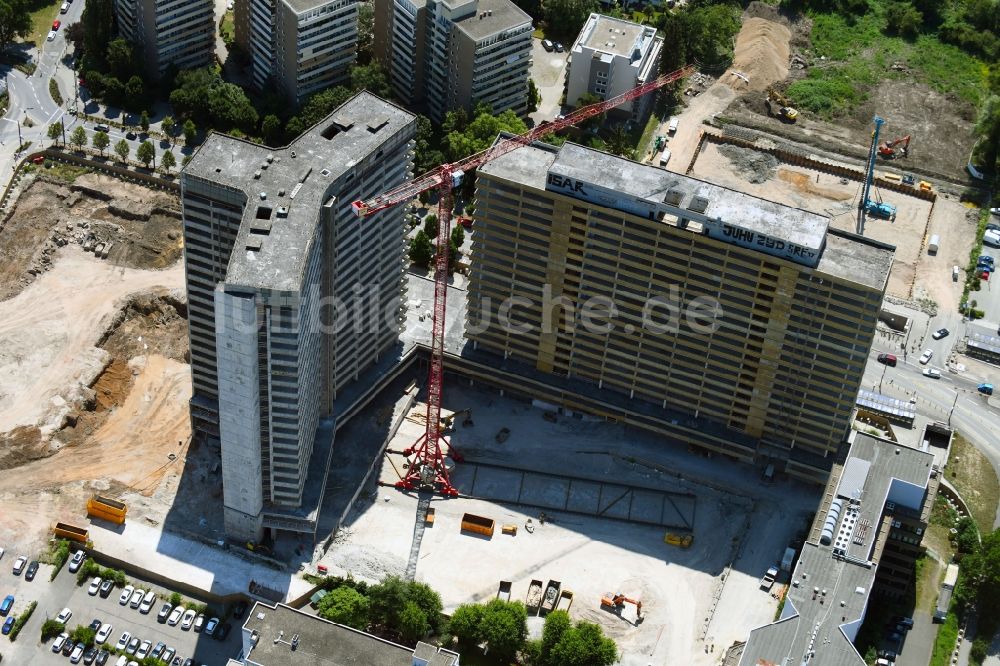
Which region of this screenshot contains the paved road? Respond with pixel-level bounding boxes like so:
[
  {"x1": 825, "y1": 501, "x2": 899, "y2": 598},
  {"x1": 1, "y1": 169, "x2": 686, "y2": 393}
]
[{"x1": 896, "y1": 611, "x2": 936, "y2": 666}]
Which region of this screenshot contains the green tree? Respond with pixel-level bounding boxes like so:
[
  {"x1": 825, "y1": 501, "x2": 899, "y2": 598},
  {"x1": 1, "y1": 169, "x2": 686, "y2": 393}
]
[
  {"x1": 604, "y1": 123, "x2": 634, "y2": 158},
  {"x1": 169, "y1": 592, "x2": 182, "y2": 607},
  {"x1": 291, "y1": 86, "x2": 353, "y2": 133},
  {"x1": 528, "y1": 78, "x2": 541, "y2": 115},
  {"x1": 350, "y1": 62, "x2": 391, "y2": 98},
  {"x1": 316, "y1": 586, "x2": 370, "y2": 629},
  {"x1": 540, "y1": 609, "x2": 571, "y2": 660},
  {"x1": 450, "y1": 224, "x2": 465, "y2": 248},
  {"x1": 543, "y1": 0, "x2": 598, "y2": 39},
  {"x1": 885, "y1": 1, "x2": 923, "y2": 37},
  {"x1": 182, "y1": 119, "x2": 197, "y2": 145},
  {"x1": 548, "y1": 621, "x2": 618, "y2": 666},
  {"x1": 414, "y1": 114, "x2": 445, "y2": 173},
  {"x1": 658, "y1": 12, "x2": 687, "y2": 79},
  {"x1": 442, "y1": 108, "x2": 469, "y2": 134},
  {"x1": 261, "y1": 114, "x2": 283, "y2": 145},
  {"x1": 479, "y1": 600, "x2": 528, "y2": 662},
  {"x1": 40, "y1": 619, "x2": 64, "y2": 641},
  {"x1": 409, "y1": 230, "x2": 434, "y2": 267},
  {"x1": 169, "y1": 68, "x2": 258, "y2": 132},
  {"x1": 444, "y1": 109, "x2": 528, "y2": 161},
  {"x1": 136, "y1": 140, "x2": 155, "y2": 168},
  {"x1": 81, "y1": 0, "x2": 115, "y2": 65},
  {"x1": 574, "y1": 92, "x2": 605, "y2": 131},
  {"x1": 161, "y1": 115, "x2": 175, "y2": 140},
  {"x1": 48, "y1": 121, "x2": 64, "y2": 145},
  {"x1": 140, "y1": 111, "x2": 150, "y2": 133},
  {"x1": 447, "y1": 603, "x2": 484, "y2": 646},
  {"x1": 161, "y1": 149, "x2": 176, "y2": 173},
  {"x1": 124, "y1": 75, "x2": 145, "y2": 110},
  {"x1": 70, "y1": 126, "x2": 88, "y2": 151},
  {"x1": 114, "y1": 138, "x2": 130, "y2": 163},
  {"x1": 368, "y1": 576, "x2": 410, "y2": 630},
  {"x1": 69, "y1": 625, "x2": 96, "y2": 647},
  {"x1": 423, "y1": 214, "x2": 439, "y2": 238},
  {"x1": 398, "y1": 600, "x2": 429, "y2": 642},
  {"x1": 357, "y1": 0, "x2": 375, "y2": 63},
  {"x1": 0, "y1": 0, "x2": 32, "y2": 49},
  {"x1": 683, "y1": 5, "x2": 741, "y2": 67},
  {"x1": 92, "y1": 130, "x2": 110, "y2": 156},
  {"x1": 406, "y1": 581, "x2": 443, "y2": 633},
  {"x1": 975, "y1": 95, "x2": 1000, "y2": 183},
  {"x1": 105, "y1": 38, "x2": 136, "y2": 80}
]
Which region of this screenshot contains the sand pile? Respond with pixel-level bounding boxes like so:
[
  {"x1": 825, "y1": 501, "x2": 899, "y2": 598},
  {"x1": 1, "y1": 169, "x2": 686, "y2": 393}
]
[{"x1": 727, "y1": 17, "x2": 791, "y2": 92}]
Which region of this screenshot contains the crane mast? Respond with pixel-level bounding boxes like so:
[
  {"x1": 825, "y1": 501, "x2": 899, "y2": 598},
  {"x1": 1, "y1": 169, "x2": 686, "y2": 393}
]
[{"x1": 352, "y1": 65, "x2": 696, "y2": 496}]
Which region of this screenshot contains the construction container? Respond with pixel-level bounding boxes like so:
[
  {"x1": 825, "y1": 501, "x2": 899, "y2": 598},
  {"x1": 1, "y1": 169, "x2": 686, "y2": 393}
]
[
  {"x1": 928, "y1": 235, "x2": 940, "y2": 255},
  {"x1": 460, "y1": 513, "x2": 494, "y2": 538},
  {"x1": 54, "y1": 522, "x2": 89, "y2": 543},
  {"x1": 541, "y1": 580, "x2": 561, "y2": 613},
  {"x1": 526, "y1": 580, "x2": 543, "y2": 613},
  {"x1": 87, "y1": 495, "x2": 127, "y2": 525},
  {"x1": 497, "y1": 581, "x2": 512, "y2": 602}
]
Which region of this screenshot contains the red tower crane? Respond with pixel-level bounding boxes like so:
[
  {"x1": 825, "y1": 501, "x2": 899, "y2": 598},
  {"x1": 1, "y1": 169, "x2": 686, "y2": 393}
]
[{"x1": 351, "y1": 65, "x2": 696, "y2": 496}]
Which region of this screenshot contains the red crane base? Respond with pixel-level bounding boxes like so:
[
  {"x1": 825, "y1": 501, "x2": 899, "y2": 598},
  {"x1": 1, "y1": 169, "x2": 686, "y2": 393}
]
[{"x1": 395, "y1": 433, "x2": 460, "y2": 496}]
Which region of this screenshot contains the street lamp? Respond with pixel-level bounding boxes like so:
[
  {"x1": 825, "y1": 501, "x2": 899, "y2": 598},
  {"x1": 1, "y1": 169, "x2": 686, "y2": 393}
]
[{"x1": 948, "y1": 391, "x2": 962, "y2": 427}]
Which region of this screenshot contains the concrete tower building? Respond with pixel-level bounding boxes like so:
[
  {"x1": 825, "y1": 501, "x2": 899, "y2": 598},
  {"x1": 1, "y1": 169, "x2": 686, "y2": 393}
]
[
  {"x1": 235, "y1": 0, "x2": 358, "y2": 104},
  {"x1": 181, "y1": 93, "x2": 416, "y2": 541},
  {"x1": 468, "y1": 140, "x2": 893, "y2": 483},
  {"x1": 565, "y1": 13, "x2": 663, "y2": 122},
  {"x1": 374, "y1": 0, "x2": 533, "y2": 121},
  {"x1": 113, "y1": 0, "x2": 215, "y2": 77}
]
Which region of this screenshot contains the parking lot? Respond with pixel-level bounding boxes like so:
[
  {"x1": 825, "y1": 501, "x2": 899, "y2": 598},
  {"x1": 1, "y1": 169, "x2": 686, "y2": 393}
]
[
  {"x1": 529, "y1": 36, "x2": 570, "y2": 124},
  {"x1": 1, "y1": 549, "x2": 242, "y2": 665}
]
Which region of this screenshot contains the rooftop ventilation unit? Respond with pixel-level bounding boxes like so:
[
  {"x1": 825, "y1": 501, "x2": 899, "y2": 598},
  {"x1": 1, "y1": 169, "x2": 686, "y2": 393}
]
[
  {"x1": 819, "y1": 498, "x2": 843, "y2": 546},
  {"x1": 687, "y1": 196, "x2": 709, "y2": 213},
  {"x1": 663, "y1": 189, "x2": 684, "y2": 205},
  {"x1": 322, "y1": 119, "x2": 353, "y2": 140},
  {"x1": 276, "y1": 206, "x2": 288, "y2": 218},
  {"x1": 253, "y1": 171, "x2": 261, "y2": 179},
  {"x1": 246, "y1": 237, "x2": 263, "y2": 251},
  {"x1": 266, "y1": 154, "x2": 274, "y2": 163},
  {"x1": 367, "y1": 118, "x2": 390, "y2": 134}
]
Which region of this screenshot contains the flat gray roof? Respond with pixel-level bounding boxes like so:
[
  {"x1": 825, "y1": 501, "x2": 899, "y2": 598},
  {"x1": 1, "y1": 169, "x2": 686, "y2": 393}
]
[
  {"x1": 243, "y1": 602, "x2": 415, "y2": 666},
  {"x1": 575, "y1": 13, "x2": 647, "y2": 58},
  {"x1": 480, "y1": 139, "x2": 891, "y2": 285},
  {"x1": 739, "y1": 433, "x2": 932, "y2": 666},
  {"x1": 184, "y1": 92, "x2": 414, "y2": 292},
  {"x1": 282, "y1": 0, "x2": 350, "y2": 16},
  {"x1": 455, "y1": 0, "x2": 532, "y2": 41}
]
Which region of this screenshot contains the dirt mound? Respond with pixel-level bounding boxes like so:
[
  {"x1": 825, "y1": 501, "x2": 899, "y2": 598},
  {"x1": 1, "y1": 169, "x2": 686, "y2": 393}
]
[
  {"x1": 717, "y1": 144, "x2": 780, "y2": 183},
  {"x1": 727, "y1": 17, "x2": 791, "y2": 92},
  {"x1": 0, "y1": 426, "x2": 46, "y2": 471},
  {"x1": 98, "y1": 289, "x2": 189, "y2": 363},
  {"x1": 93, "y1": 358, "x2": 132, "y2": 412}
]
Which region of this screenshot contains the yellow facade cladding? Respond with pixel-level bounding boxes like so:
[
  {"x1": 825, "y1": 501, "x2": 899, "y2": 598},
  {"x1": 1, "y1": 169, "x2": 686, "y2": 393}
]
[{"x1": 467, "y1": 169, "x2": 885, "y2": 476}]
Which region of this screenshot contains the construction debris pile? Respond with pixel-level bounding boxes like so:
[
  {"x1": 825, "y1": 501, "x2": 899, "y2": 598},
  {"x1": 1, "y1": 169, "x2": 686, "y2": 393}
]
[{"x1": 717, "y1": 144, "x2": 780, "y2": 183}]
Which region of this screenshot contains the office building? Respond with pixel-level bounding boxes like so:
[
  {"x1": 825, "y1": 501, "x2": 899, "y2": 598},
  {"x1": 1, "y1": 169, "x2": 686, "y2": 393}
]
[
  {"x1": 565, "y1": 13, "x2": 662, "y2": 122},
  {"x1": 737, "y1": 432, "x2": 936, "y2": 666},
  {"x1": 468, "y1": 140, "x2": 894, "y2": 483},
  {"x1": 374, "y1": 0, "x2": 533, "y2": 121},
  {"x1": 235, "y1": 0, "x2": 358, "y2": 104},
  {"x1": 229, "y1": 602, "x2": 460, "y2": 666},
  {"x1": 181, "y1": 93, "x2": 415, "y2": 541},
  {"x1": 113, "y1": 0, "x2": 215, "y2": 77}
]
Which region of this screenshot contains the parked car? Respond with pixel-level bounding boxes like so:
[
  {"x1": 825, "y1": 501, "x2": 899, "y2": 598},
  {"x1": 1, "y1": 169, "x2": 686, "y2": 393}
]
[
  {"x1": 984, "y1": 229, "x2": 1000, "y2": 248},
  {"x1": 88, "y1": 577, "x2": 102, "y2": 595},
  {"x1": 126, "y1": 637, "x2": 140, "y2": 654},
  {"x1": 63, "y1": 636, "x2": 76, "y2": 655},
  {"x1": 120, "y1": 585, "x2": 135, "y2": 605},
  {"x1": 96, "y1": 622, "x2": 113, "y2": 644},
  {"x1": 541, "y1": 39, "x2": 553, "y2": 51},
  {"x1": 214, "y1": 622, "x2": 232, "y2": 640},
  {"x1": 151, "y1": 641, "x2": 165, "y2": 659},
  {"x1": 919, "y1": 349, "x2": 933, "y2": 364},
  {"x1": 130, "y1": 589, "x2": 144, "y2": 609},
  {"x1": 204, "y1": 617, "x2": 219, "y2": 635},
  {"x1": 136, "y1": 640, "x2": 152, "y2": 659},
  {"x1": 554, "y1": 41, "x2": 564, "y2": 52},
  {"x1": 68, "y1": 551, "x2": 85, "y2": 573},
  {"x1": 193, "y1": 614, "x2": 205, "y2": 632},
  {"x1": 94, "y1": 124, "x2": 111, "y2": 134},
  {"x1": 932, "y1": 328, "x2": 949, "y2": 340},
  {"x1": 0, "y1": 595, "x2": 13, "y2": 616},
  {"x1": 168, "y1": 606, "x2": 184, "y2": 626},
  {"x1": 53, "y1": 632, "x2": 70, "y2": 652},
  {"x1": 12, "y1": 555, "x2": 26, "y2": 575},
  {"x1": 46, "y1": 30, "x2": 57, "y2": 42},
  {"x1": 180, "y1": 609, "x2": 196, "y2": 630},
  {"x1": 25, "y1": 560, "x2": 38, "y2": 580},
  {"x1": 157, "y1": 603, "x2": 172, "y2": 622},
  {"x1": 52, "y1": 19, "x2": 61, "y2": 30},
  {"x1": 2, "y1": 617, "x2": 14, "y2": 635},
  {"x1": 923, "y1": 368, "x2": 941, "y2": 379},
  {"x1": 88, "y1": 618, "x2": 102, "y2": 633},
  {"x1": 877, "y1": 353, "x2": 897, "y2": 367},
  {"x1": 115, "y1": 631, "x2": 132, "y2": 651},
  {"x1": 83, "y1": 647, "x2": 98, "y2": 664},
  {"x1": 56, "y1": 607, "x2": 73, "y2": 624},
  {"x1": 233, "y1": 600, "x2": 248, "y2": 619},
  {"x1": 140, "y1": 590, "x2": 156, "y2": 614},
  {"x1": 71, "y1": 642, "x2": 86, "y2": 663},
  {"x1": 162, "y1": 646, "x2": 176, "y2": 662},
  {"x1": 99, "y1": 579, "x2": 114, "y2": 598},
  {"x1": 96, "y1": 649, "x2": 110, "y2": 665}
]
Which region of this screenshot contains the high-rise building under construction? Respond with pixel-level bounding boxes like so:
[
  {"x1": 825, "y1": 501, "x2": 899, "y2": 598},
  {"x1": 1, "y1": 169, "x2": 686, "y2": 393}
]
[{"x1": 467, "y1": 140, "x2": 893, "y2": 483}]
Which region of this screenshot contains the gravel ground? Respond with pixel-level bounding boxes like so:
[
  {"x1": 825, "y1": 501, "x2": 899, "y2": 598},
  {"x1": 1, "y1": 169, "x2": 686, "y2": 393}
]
[{"x1": 717, "y1": 144, "x2": 780, "y2": 183}]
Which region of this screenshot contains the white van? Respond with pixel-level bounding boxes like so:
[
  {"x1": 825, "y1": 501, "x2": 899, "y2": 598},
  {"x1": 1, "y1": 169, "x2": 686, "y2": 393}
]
[
  {"x1": 139, "y1": 590, "x2": 156, "y2": 614},
  {"x1": 60, "y1": 2, "x2": 69, "y2": 12},
  {"x1": 659, "y1": 149, "x2": 671, "y2": 167},
  {"x1": 668, "y1": 116, "x2": 679, "y2": 135},
  {"x1": 928, "y1": 234, "x2": 940, "y2": 254}
]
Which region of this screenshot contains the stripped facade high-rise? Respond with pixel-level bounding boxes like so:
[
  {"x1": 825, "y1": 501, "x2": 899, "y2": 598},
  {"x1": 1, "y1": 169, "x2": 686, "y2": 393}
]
[
  {"x1": 181, "y1": 93, "x2": 416, "y2": 541},
  {"x1": 113, "y1": 0, "x2": 215, "y2": 77}
]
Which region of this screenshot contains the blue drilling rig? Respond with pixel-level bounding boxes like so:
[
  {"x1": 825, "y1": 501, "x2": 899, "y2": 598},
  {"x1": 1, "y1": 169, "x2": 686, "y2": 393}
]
[{"x1": 858, "y1": 115, "x2": 897, "y2": 235}]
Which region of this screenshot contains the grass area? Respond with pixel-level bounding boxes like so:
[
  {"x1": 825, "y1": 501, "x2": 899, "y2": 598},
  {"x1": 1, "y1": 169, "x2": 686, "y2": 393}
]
[
  {"x1": 947, "y1": 433, "x2": 1000, "y2": 534},
  {"x1": 960, "y1": 208, "x2": 991, "y2": 316},
  {"x1": 915, "y1": 554, "x2": 944, "y2": 613},
  {"x1": 41, "y1": 161, "x2": 93, "y2": 183},
  {"x1": 48, "y1": 78, "x2": 62, "y2": 106},
  {"x1": 220, "y1": 12, "x2": 235, "y2": 45},
  {"x1": 788, "y1": 3, "x2": 987, "y2": 117},
  {"x1": 634, "y1": 113, "x2": 661, "y2": 159},
  {"x1": 532, "y1": 27, "x2": 546, "y2": 39},
  {"x1": 23, "y1": 0, "x2": 64, "y2": 48},
  {"x1": 930, "y1": 612, "x2": 959, "y2": 666}
]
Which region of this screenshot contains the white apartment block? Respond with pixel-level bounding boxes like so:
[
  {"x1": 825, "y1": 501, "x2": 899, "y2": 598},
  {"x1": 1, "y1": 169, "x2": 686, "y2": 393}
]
[
  {"x1": 181, "y1": 93, "x2": 415, "y2": 541},
  {"x1": 114, "y1": 0, "x2": 215, "y2": 77},
  {"x1": 566, "y1": 13, "x2": 662, "y2": 121},
  {"x1": 375, "y1": 0, "x2": 533, "y2": 122},
  {"x1": 236, "y1": 0, "x2": 358, "y2": 104}
]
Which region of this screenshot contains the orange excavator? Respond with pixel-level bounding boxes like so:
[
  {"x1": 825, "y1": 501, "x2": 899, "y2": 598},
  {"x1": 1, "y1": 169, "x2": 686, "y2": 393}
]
[
  {"x1": 601, "y1": 592, "x2": 643, "y2": 618},
  {"x1": 878, "y1": 135, "x2": 910, "y2": 159}
]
